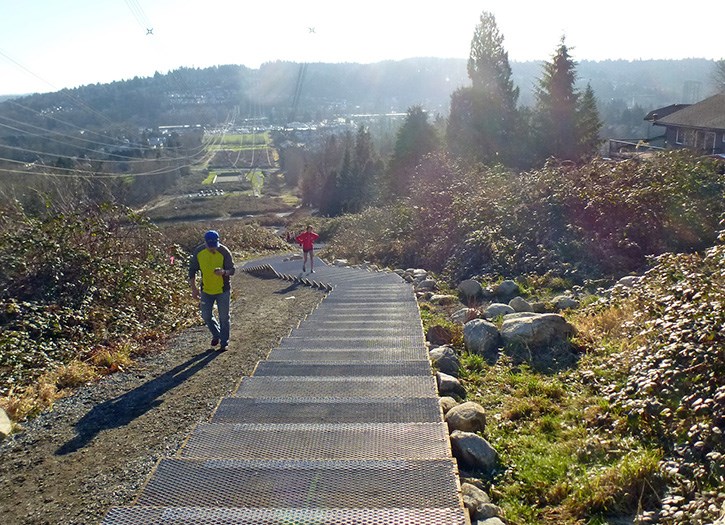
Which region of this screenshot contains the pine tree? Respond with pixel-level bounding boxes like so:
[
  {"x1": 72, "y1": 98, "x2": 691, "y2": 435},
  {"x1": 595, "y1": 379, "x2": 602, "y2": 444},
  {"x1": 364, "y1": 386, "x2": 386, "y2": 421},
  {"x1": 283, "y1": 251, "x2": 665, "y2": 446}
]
[
  {"x1": 533, "y1": 37, "x2": 579, "y2": 162},
  {"x1": 352, "y1": 125, "x2": 380, "y2": 209},
  {"x1": 577, "y1": 83, "x2": 603, "y2": 159},
  {"x1": 386, "y1": 106, "x2": 439, "y2": 199},
  {"x1": 714, "y1": 59, "x2": 725, "y2": 93},
  {"x1": 447, "y1": 11, "x2": 519, "y2": 165}
]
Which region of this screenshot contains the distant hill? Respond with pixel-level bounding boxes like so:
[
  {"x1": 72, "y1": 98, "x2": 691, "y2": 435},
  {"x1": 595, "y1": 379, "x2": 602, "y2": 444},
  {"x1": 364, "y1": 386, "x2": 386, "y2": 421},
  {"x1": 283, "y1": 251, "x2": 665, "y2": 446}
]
[{"x1": 0, "y1": 57, "x2": 717, "y2": 133}]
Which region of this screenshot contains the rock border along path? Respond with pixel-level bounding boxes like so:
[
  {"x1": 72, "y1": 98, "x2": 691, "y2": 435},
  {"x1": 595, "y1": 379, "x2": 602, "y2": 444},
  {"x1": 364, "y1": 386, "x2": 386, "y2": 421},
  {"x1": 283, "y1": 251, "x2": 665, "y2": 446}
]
[{"x1": 102, "y1": 255, "x2": 469, "y2": 525}]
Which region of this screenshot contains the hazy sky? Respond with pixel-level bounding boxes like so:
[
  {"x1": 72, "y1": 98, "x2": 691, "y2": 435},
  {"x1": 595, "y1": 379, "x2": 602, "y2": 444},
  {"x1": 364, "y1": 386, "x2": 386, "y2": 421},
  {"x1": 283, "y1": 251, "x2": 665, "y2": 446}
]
[{"x1": 1, "y1": 0, "x2": 723, "y2": 95}]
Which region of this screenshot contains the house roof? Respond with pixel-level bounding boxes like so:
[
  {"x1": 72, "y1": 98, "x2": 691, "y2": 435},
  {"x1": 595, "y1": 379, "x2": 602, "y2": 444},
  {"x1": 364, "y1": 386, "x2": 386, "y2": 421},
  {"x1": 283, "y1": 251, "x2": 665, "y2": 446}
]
[
  {"x1": 653, "y1": 93, "x2": 725, "y2": 131},
  {"x1": 644, "y1": 104, "x2": 690, "y2": 121}
]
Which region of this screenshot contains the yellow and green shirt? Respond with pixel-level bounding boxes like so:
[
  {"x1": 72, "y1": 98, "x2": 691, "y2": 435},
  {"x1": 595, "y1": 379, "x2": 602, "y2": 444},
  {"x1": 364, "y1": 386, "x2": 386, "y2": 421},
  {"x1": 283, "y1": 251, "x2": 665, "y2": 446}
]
[{"x1": 188, "y1": 243, "x2": 235, "y2": 295}]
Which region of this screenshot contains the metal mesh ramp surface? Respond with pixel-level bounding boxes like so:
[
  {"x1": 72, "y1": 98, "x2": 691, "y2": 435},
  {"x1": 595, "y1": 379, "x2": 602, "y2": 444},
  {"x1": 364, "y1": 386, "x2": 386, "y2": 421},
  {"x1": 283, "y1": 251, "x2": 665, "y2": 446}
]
[{"x1": 102, "y1": 256, "x2": 467, "y2": 525}]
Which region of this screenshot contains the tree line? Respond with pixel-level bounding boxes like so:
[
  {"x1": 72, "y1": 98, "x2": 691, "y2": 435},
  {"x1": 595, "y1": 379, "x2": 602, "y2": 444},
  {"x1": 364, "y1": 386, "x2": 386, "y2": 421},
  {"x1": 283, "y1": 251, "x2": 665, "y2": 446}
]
[{"x1": 295, "y1": 12, "x2": 605, "y2": 214}]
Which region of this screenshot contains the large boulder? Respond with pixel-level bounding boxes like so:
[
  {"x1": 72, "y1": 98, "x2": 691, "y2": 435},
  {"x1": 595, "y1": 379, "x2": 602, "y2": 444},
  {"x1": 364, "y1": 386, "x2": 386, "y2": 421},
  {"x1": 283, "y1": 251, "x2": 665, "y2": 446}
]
[
  {"x1": 445, "y1": 401, "x2": 486, "y2": 433},
  {"x1": 500, "y1": 313, "x2": 575, "y2": 348},
  {"x1": 463, "y1": 319, "x2": 500, "y2": 359}
]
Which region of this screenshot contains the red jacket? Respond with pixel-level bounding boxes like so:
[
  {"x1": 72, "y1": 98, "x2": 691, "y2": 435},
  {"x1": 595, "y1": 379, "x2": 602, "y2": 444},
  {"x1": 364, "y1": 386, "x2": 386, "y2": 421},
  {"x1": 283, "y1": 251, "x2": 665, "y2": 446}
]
[{"x1": 295, "y1": 231, "x2": 319, "y2": 251}]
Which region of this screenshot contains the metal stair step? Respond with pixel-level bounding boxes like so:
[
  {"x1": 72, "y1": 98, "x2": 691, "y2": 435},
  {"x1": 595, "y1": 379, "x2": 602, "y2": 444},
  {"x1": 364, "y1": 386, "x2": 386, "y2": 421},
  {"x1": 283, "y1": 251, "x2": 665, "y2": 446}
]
[
  {"x1": 102, "y1": 506, "x2": 468, "y2": 525},
  {"x1": 266, "y1": 348, "x2": 429, "y2": 362},
  {"x1": 134, "y1": 459, "x2": 463, "y2": 509},
  {"x1": 211, "y1": 397, "x2": 443, "y2": 424},
  {"x1": 233, "y1": 376, "x2": 439, "y2": 398},
  {"x1": 180, "y1": 422, "x2": 451, "y2": 460},
  {"x1": 252, "y1": 360, "x2": 432, "y2": 377}
]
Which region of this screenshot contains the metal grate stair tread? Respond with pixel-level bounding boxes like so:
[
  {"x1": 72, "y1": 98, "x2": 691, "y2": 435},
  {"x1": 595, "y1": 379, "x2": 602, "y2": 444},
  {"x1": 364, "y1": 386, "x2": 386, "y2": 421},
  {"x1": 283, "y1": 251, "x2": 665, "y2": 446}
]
[
  {"x1": 233, "y1": 376, "x2": 439, "y2": 398},
  {"x1": 180, "y1": 422, "x2": 451, "y2": 460},
  {"x1": 135, "y1": 459, "x2": 463, "y2": 509},
  {"x1": 252, "y1": 361, "x2": 433, "y2": 377},
  {"x1": 212, "y1": 397, "x2": 442, "y2": 424},
  {"x1": 103, "y1": 506, "x2": 468, "y2": 524}
]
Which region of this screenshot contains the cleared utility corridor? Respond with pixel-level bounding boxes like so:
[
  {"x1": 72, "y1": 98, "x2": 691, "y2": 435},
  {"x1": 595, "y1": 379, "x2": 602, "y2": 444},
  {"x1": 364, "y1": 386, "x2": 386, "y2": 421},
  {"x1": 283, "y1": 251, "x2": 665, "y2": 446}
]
[{"x1": 102, "y1": 255, "x2": 468, "y2": 524}]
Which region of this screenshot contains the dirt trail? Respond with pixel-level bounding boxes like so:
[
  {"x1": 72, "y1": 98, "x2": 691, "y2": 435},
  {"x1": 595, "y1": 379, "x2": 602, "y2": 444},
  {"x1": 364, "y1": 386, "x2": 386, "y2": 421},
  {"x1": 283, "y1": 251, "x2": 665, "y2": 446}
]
[{"x1": 0, "y1": 273, "x2": 324, "y2": 525}]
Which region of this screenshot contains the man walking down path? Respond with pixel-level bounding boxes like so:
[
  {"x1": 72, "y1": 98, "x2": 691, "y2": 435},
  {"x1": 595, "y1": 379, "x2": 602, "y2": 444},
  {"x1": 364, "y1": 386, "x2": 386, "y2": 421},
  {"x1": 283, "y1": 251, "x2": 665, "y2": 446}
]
[
  {"x1": 295, "y1": 225, "x2": 319, "y2": 273},
  {"x1": 189, "y1": 230, "x2": 236, "y2": 351}
]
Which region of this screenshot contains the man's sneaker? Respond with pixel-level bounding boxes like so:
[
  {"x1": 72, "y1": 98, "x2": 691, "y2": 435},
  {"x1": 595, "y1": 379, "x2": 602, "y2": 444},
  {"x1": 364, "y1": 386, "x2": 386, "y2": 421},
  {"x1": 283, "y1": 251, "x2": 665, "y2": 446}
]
[
  {"x1": 302, "y1": 266, "x2": 306, "y2": 272},
  {"x1": 310, "y1": 269, "x2": 315, "y2": 273},
  {"x1": 219, "y1": 344, "x2": 228, "y2": 352},
  {"x1": 211, "y1": 338, "x2": 220, "y2": 347}
]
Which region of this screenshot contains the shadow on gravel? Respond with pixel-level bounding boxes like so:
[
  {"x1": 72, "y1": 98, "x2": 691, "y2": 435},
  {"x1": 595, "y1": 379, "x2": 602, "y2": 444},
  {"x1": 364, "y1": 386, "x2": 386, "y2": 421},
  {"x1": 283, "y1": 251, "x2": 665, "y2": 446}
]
[
  {"x1": 274, "y1": 282, "x2": 302, "y2": 294},
  {"x1": 56, "y1": 349, "x2": 221, "y2": 456}
]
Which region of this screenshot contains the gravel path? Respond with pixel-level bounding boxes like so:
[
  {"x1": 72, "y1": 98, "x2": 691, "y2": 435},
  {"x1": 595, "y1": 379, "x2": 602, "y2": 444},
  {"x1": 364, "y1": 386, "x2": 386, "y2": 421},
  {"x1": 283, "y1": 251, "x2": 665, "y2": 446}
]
[{"x1": 0, "y1": 272, "x2": 324, "y2": 525}]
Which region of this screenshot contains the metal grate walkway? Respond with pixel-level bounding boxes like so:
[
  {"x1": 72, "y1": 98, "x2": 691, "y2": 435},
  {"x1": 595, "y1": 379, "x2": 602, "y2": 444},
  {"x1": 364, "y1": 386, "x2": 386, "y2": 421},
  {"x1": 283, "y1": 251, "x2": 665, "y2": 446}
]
[{"x1": 102, "y1": 256, "x2": 468, "y2": 524}]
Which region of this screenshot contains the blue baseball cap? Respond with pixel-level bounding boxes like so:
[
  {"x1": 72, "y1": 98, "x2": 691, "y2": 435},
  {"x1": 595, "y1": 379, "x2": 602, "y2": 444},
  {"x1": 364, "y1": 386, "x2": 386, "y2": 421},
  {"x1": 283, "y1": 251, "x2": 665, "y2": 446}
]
[{"x1": 204, "y1": 230, "x2": 220, "y2": 247}]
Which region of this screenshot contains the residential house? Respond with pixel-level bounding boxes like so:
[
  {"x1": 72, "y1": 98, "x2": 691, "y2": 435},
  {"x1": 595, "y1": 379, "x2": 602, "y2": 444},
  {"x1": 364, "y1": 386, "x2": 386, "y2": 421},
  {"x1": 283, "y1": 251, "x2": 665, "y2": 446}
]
[{"x1": 647, "y1": 93, "x2": 725, "y2": 155}]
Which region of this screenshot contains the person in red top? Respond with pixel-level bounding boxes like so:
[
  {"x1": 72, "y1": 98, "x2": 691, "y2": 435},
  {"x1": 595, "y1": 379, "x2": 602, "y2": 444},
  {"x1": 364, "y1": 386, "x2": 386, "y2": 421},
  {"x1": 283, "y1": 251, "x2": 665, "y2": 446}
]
[{"x1": 295, "y1": 224, "x2": 319, "y2": 273}]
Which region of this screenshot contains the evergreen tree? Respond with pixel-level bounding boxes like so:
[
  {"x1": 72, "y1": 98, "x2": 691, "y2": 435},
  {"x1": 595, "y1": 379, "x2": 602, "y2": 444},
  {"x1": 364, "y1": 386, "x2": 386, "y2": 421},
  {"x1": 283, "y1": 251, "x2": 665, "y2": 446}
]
[
  {"x1": 352, "y1": 125, "x2": 380, "y2": 210},
  {"x1": 386, "y1": 106, "x2": 439, "y2": 199},
  {"x1": 577, "y1": 83, "x2": 603, "y2": 159},
  {"x1": 447, "y1": 11, "x2": 519, "y2": 166},
  {"x1": 533, "y1": 37, "x2": 579, "y2": 162},
  {"x1": 714, "y1": 59, "x2": 725, "y2": 93}
]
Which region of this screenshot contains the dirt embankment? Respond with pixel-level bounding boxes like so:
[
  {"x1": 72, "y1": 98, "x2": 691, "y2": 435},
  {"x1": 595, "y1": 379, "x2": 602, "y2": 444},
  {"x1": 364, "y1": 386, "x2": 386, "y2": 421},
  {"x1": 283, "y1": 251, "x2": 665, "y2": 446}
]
[{"x1": 0, "y1": 273, "x2": 324, "y2": 525}]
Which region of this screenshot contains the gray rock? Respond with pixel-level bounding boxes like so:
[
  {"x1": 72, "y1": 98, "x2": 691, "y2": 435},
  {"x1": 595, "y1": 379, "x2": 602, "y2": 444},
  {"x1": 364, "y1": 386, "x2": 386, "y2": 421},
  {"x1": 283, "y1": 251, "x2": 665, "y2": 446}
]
[
  {"x1": 475, "y1": 503, "x2": 502, "y2": 520},
  {"x1": 531, "y1": 301, "x2": 549, "y2": 313},
  {"x1": 458, "y1": 279, "x2": 483, "y2": 299},
  {"x1": 475, "y1": 518, "x2": 506, "y2": 525},
  {"x1": 463, "y1": 319, "x2": 501, "y2": 358},
  {"x1": 451, "y1": 307, "x2": 479, "y2": 324},
  {"x1": 445, "y1": 401, "x2": 486, "y2": 433},
  {"x1": 0, "y1": 408, "x2": 11, "y2": 436},
  {"x1": 416, "y1": 279, "x2": 437, "y2": 291},
  {"x1": 483, "y1": 303, "x2": 515, "y2": 319},
  {"x1": 439, "y1": 396, "x2": 458, "y2": 415},
  {"x1": 494, "y1": 279, "x2": 519, "y2": 298},
  {"x1": 617, "y1": 275, "x2": 641, "y2": 288},
  {"x1": 450, "y1": 430, "x2": 498, "y2": 473},
  {"x1": 509, "y1": 296, "x2": 533, "y2": 312},
  {"x1": 461, "y1": 483, "x2": 491, "y2": 518},
  {"x1": 552, "y1": 295, "x2": 580, "y2": 310},
  {"x1": 500, "y1": 312, "x2": 575, "y2": 348},
  {"x1": 436, "y1": 372, "x2": 466, "y2": 398},
  {"x1": 430, "y1": 346, "x2": 461, "y2": 376},
  {"x1": 430, "y1": 294, "x2": 458, "y2": 305}
]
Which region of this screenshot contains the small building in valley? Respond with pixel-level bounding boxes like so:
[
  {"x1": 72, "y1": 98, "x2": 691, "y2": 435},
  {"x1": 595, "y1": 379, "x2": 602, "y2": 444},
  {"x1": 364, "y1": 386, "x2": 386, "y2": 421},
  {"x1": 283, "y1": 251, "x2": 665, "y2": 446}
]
[{"x1": 647, "y1": 93, "x2": 725, "y2": 155}]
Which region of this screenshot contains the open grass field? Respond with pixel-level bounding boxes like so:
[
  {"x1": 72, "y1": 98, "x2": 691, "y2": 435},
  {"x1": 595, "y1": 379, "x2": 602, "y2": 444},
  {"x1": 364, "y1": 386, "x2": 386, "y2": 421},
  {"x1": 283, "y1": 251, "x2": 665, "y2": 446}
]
[{"x1": 207, "y1": 133, "x2": 271, "y2": 151}]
